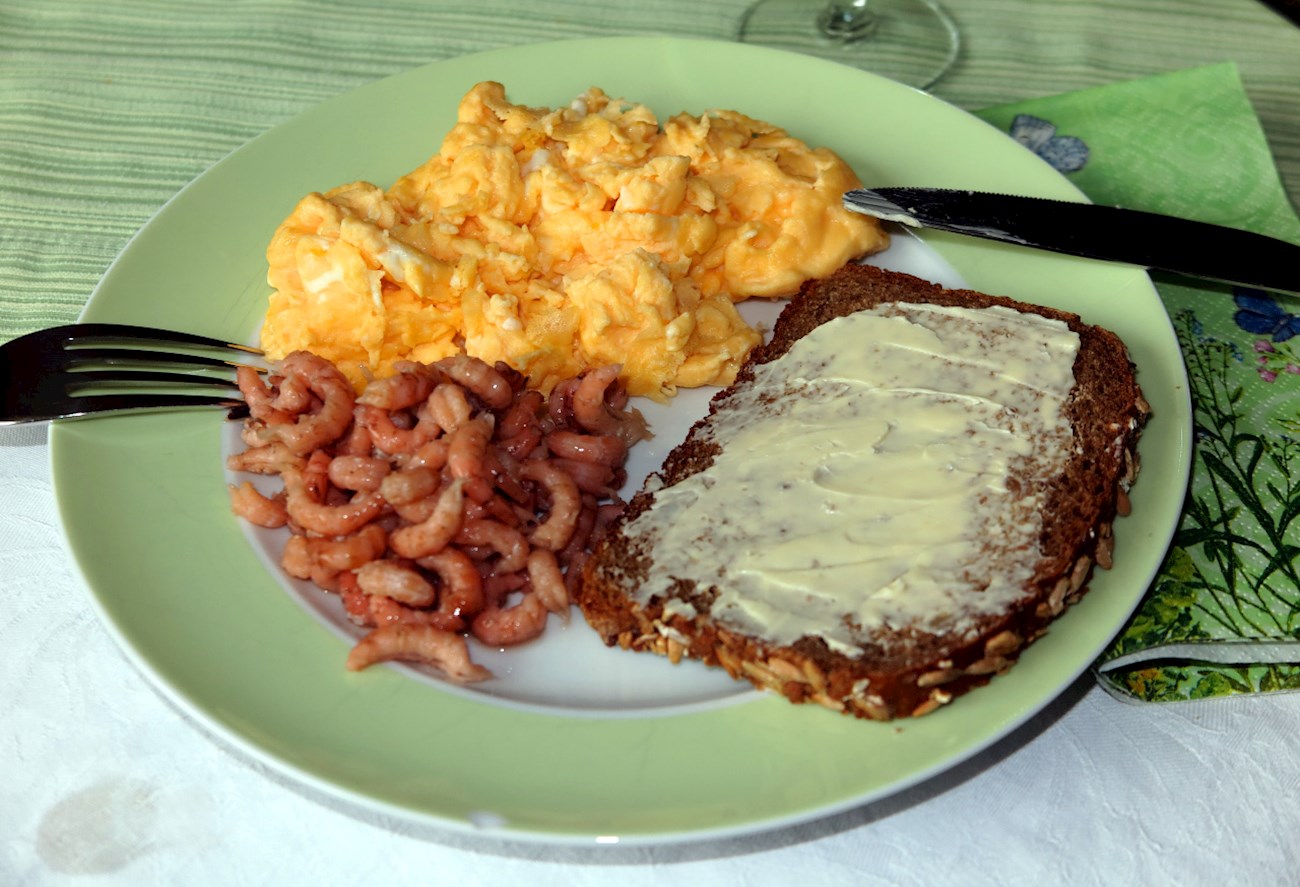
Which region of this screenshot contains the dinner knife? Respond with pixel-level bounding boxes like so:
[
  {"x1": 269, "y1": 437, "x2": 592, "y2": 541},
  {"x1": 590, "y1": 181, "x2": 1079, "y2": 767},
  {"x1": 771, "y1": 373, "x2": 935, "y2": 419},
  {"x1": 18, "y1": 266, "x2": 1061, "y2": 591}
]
[{"x1": 843, "y1": 187, "x2": 1300, "y2": 295}]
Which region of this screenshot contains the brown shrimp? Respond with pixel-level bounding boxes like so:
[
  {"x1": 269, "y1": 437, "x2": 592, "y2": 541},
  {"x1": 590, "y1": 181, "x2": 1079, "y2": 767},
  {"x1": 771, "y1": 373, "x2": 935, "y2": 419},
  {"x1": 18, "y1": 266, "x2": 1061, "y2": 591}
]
[
  {"x1": 281, "y1": 535, "x2": 314, "y2": 581},
  {"x1": 471, "y1": 592, "x2": 549, "y2": 647},
  {"x1": 545, "y1": 429, "x2": 627, "y2": 466},
  {"x1": 355, "y1": 559, "x2": 437, "y2": 608},
  {"x1": 391, "y1": 497, "x2": 438, "y2": 525},
  {"x1": 388, "y1": 477, "x2": 467, "y2": 559},
  {"x1": 307, "y1": 523, "x2": 388, "y2": 573},
  {"x1": 464, "y1": 493, "x2": 530, "y2": 529},
  {"x1": 282, "y1": 467, "x2": 385, "y2": 536},
  {"x1": 548, "y1": 457, "x2": 618, "y2": 497},
  {"x1": 300, "y1": 449, "x2": 332, "y2": 502},
  {"x1": 228, "y1": 481, "x2": 289, "y2": 528},
  {"x1": 417, "y1": 548, "x2": 486, "y2": 628},
  {"x1": 594, "y1": 501, "x2": 625, "y2": 534},
  {"x1": 446, "y1": 414, "x2": 494, "y2": 502},
  {"x1": 435, "y1": 355, "x2": 514, "y2": 410},
  {"x1": 497, "y1": 424, "x2": 543, "y2": 460},
  {"x1": 355, "y1": 403, "x2": 440, "y2": 456},
  {"x1": 557, "y1": 494, "x2": 599, "y2": 568},
  {"x1": 356, "y1": 363, "x2": 438, "y2": 411},
  {"x1": 237, "y1": 366, "x2": 295, "y2": 426},
  {"x1": 547, "y1": 376, "x2": 580, "y2": 428},
  {"x1": 527, "y1": 549, "x2": 569, "y2": 617},
  {"x1": 328, "y1": 455, "x2": 391, "y2": 492},
  {"x1": 338, "y1": 571, "x2": 374, "y2": 626},
  {"x1": 271, "y1": 371, "x2": 314, "y2": 414},
  {"x1": 364, "y1": 593, "x2": 420, "y2": 626},
  {"x1": 239, "y1": 420, "x2": 272, "y2": 450},
  {"x1": 401, "y1": 439, "x2": 450, "y2": 471},
  {"x1": 336, "y1": 421, "x2": 374, "y2": 457},
  {"x1": 227, "y1": 350, "x2": 650, "y2": 677},
  {"x1": 497, "y1": 389, "x2": 545, "y2": 439},
  {"x1": 454, "y1": 518, "x2": 530, "y2": 574},
  {"x1": 267, "y1": 351, "x2": 357, "y2": 455},
  {"x1": 572, "y1": 364, "x2": 650, "y2": 446},
  {"x1": 482, "y1": 448, "x2": 532, "y2": 507},
  {"x1": 358, "y1": 593, "x2": 460, "y2": 633},
  {"x1": 345, "y1": 623, "x2": 492, "y2": 682},
  {"x1": 281, "y1": 524, "x2": 386, "y2": 588},
  {"x1": 379, "y1": 465, "x2": 441, "y2": 506},
  {"x1": 482, "y1": 570, "x2": 528, "y2": 608},
  {"x1": 280, "y1": 544, "x2": 339, "y2": 589},
  {"x1": 226, "y1": 441, "x2": 304, "y2": 476},
  {"x1": 425, "y1": 382, "x2": 473, "y2": 434},
  {"x1": 520, "y1": 460, "x2": 582, "y2": 551}
]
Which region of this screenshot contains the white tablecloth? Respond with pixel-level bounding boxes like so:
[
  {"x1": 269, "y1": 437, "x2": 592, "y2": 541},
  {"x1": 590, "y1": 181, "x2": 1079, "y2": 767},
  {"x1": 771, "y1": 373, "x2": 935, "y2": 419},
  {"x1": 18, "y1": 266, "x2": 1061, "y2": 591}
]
[{"x1": 5, "y1": 422, "x2": 1300, "y2": 885}]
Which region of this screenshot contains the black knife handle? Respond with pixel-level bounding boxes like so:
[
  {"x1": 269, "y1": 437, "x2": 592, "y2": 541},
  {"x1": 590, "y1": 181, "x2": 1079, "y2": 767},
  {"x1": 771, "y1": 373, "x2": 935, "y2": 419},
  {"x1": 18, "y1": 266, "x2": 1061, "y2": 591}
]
[{"x1": 858, "y1": 187, "x2": 1300, "y2": 295}]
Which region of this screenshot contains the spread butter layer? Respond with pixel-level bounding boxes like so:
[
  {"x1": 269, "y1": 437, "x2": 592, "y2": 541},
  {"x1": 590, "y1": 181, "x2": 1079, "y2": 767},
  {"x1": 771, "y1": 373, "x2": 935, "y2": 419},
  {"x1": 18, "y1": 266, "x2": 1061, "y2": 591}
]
[{"x1": 624, "y1": 302, "x2": 1081, "y2": 654}]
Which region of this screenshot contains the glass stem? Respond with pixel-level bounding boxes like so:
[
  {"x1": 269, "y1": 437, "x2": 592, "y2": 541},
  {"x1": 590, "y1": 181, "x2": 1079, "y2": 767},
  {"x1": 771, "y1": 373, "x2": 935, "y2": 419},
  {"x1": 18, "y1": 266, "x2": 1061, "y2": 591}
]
[{"x1": 818, "y1": 1, "x2": 880, "y2": 40}]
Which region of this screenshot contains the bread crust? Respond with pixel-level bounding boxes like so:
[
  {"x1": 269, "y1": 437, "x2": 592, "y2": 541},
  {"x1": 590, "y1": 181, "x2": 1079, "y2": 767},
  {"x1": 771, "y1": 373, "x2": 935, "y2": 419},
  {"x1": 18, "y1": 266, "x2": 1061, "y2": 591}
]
[{"x1": 576, "y1": 263, "x2": 1149, "y2": 720}]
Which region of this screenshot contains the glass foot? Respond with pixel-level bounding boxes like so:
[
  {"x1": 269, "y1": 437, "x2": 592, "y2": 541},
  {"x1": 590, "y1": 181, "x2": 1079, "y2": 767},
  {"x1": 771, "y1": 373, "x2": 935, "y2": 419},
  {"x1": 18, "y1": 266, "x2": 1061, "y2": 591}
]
[{"x1": 737, "y1": 0, "x2": 960, "y2": 90}]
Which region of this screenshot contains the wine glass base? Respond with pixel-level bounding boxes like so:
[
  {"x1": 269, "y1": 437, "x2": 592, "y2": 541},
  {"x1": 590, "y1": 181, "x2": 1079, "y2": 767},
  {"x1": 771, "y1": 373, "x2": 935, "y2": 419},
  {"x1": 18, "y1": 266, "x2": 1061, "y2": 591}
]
[{"x1": 737, "y1": 0, "x2": 960, "y2": 90}]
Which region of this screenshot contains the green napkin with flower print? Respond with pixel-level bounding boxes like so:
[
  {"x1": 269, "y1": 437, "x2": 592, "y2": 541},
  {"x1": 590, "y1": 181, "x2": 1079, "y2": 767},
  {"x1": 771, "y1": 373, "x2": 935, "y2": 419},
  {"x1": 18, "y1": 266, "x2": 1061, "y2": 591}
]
[{"x1": 975, "y1": 63, "x2": 1300, "y2": 703}]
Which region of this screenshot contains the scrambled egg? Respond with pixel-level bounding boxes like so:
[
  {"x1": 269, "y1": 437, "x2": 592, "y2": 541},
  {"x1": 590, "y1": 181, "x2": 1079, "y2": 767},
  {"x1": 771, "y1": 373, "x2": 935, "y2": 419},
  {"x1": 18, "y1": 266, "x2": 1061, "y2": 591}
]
[{"x1": 261, "y1": 82, "x2": 887, "y2": 399}]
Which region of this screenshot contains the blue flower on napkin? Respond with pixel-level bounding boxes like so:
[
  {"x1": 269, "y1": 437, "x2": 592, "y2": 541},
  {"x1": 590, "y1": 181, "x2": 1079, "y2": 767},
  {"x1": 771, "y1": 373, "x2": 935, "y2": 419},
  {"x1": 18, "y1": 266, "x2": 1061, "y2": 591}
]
[{"x1": 1008, "y1": 115, "x2": 1089, "y2": 173}]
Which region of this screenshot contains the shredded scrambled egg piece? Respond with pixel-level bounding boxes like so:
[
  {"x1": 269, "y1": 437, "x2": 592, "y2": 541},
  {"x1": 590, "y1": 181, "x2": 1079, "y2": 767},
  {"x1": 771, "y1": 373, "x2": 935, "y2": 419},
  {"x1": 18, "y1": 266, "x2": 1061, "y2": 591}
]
[{"x1": 261, "y1": 82, "x2": 887, "y2": 399}]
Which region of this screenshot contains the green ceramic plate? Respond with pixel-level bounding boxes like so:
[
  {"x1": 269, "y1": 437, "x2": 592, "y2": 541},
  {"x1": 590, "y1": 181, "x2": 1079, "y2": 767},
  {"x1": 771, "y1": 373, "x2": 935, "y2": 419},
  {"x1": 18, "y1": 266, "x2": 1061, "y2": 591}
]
[{"x1": 50, "y1": 37, "x2": 1191, "y2": 845}]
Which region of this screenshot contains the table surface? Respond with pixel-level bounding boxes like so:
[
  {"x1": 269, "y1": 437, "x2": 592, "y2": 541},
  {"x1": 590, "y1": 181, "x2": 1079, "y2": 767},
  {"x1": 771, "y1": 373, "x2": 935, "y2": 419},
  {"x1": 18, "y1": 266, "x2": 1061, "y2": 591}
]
[{"x1": 4, "y1": 1, "x2": 1300, "y2": 884}]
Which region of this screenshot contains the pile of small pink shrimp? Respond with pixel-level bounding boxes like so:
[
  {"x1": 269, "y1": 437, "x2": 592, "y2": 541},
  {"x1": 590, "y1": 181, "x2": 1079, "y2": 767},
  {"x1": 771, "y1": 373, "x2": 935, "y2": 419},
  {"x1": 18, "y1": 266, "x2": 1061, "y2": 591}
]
[{"x1": 226, "y1": 349, "x2": 648, "y2": 683}]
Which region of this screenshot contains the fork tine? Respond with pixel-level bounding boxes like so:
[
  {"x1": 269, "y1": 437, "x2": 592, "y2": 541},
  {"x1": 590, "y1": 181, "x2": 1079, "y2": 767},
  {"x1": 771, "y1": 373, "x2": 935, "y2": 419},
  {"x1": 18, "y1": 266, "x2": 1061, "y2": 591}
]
[
  {"x1": 2, "y1": 324, "x2": 261, "y2": 365},
  {"x1": 54, "y1": 393, "x2": 250, "y2": 423},
  {"x1": 54, "y1": 323, "x2": 263, "y2": 354},
  {"x1": 61, "y1": 346, "x2": 259, "y2": 371},
  {"x1": 3, "y1": 389, "x2": 250, "y2": 424},
  {"x1": 64, "y1": 368, "x2": 243, "y2": 391}
]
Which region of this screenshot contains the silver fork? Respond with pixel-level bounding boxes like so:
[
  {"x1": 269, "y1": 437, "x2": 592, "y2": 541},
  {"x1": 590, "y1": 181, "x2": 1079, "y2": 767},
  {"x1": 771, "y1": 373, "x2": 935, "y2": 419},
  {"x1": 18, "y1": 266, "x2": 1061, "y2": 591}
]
[{"x1": 1, "y1": 323, "x2": 263, "y2": 425}]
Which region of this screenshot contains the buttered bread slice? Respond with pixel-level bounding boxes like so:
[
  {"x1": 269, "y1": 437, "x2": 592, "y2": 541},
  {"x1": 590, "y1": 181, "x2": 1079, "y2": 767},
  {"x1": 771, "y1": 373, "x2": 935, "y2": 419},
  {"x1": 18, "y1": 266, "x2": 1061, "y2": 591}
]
[{"x1": 576, "y1": 262, "x2": 1148, "y2": 720}]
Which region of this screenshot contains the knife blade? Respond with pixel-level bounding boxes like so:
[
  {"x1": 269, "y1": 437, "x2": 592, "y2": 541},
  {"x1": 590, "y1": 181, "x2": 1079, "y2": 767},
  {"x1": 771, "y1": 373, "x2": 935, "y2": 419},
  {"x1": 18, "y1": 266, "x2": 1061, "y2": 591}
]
[{"x1": 843, "y1": 187, "x2": 1300, "y2": 295}]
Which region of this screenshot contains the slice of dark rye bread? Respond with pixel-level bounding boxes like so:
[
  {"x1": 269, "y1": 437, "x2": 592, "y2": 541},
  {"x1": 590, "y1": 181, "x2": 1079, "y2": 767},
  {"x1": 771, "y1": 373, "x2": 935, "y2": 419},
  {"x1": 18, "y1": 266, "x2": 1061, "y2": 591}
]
[{"x1": 575, "y1": 262, "x2": 1150, "y2": 720}]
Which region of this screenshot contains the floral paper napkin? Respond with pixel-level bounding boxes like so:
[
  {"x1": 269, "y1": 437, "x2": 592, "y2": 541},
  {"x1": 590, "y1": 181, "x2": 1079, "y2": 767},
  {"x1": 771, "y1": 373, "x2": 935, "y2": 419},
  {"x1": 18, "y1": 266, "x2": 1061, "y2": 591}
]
[{"x1": 975, "y1": 63, "x2": 1300, "y2": 703}]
